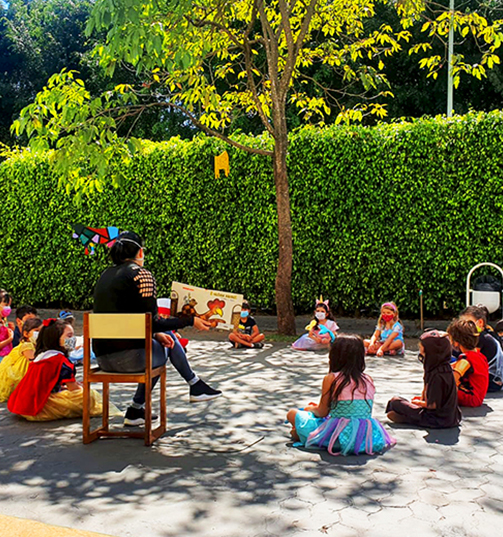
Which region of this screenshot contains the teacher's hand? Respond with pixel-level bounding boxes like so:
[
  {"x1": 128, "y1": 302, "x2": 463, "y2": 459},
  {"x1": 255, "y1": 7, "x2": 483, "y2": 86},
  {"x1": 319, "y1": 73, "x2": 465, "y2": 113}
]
[
  {"x1": 193, "y1": 317, "x2": 212, "y2": 331},
  {"x1": 155, "y1": 333, "x2": 175, "y2": 349}
]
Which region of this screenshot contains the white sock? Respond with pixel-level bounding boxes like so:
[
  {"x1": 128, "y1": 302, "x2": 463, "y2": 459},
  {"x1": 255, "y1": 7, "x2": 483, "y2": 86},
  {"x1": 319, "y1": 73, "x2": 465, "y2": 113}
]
[{"x1": 188, "y1": 375, "x2": 200, "y2": 386}]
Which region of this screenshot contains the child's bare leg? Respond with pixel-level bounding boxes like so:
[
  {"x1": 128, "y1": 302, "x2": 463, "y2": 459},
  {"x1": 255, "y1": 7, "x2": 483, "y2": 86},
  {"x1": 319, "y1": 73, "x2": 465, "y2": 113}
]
[
  {"x1": 366, "y1": 341, "x2": 381, "y2": 355},
  {"x1": 386, "y1": 340, "x2": 404, "y2": 355},
  {"x1": 286, "y1": 408, "x2": 297, "y2": 426},
  {"x1": 290, "y1": 427, "x2": 300, "y2": 441},
  {"x1": 286, "y1": 409, "x2": 300, "y2": 441},
  {"x1": 229, "y1": 332, "x2": 253, "y2": 348},
  {"x1": 251, "y1": 333, "x2": 265, "y2": 344}
]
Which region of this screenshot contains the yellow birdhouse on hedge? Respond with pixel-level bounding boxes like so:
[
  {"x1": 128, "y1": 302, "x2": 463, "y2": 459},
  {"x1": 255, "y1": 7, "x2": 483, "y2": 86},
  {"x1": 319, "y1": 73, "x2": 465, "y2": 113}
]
[{"x1": 214, "y1": 151, "x2": 229, "y2": 178}]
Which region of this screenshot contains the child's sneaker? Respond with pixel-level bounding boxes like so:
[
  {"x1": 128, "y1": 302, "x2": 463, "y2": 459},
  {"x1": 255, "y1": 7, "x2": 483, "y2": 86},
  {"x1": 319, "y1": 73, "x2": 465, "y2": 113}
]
[
  {"x1": 189, "y1": 379, "x2": 222, "y2": 402},
  {"x1": 124, "y1": 406, "x2": 159, "y2": 427},
  {"x1": 253, "y1": 342, "x2": 264, "y2": 349}
]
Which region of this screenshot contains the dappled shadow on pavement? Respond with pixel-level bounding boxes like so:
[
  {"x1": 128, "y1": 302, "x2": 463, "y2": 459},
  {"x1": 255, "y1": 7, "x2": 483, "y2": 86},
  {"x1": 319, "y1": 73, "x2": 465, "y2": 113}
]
[{"x1": 1, "y1": 344, "x2": 503, "y2": 537}]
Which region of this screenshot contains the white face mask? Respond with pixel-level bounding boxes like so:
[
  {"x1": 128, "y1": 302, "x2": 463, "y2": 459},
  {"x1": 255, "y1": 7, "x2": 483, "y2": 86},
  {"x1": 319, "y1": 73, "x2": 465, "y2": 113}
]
[
  {"x1": 315, "y1": 311, "x2": 326, "y2": 321},
  {"x1": 64, "y1": 336, "x2": 77, "y2": 351},
  {"x1": 32, "y1": 331, "x2": 39, "y2": 341}
]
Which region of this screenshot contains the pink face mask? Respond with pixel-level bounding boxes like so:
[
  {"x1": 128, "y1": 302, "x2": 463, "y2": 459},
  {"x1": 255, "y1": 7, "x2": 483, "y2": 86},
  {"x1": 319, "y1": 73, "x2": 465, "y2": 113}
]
[
  {"x1": 381, "y1": 313, "x2": 394, "y2": 323},
  {"x1": 1, "y1": 306, "x2": 11, "y2": 318}
]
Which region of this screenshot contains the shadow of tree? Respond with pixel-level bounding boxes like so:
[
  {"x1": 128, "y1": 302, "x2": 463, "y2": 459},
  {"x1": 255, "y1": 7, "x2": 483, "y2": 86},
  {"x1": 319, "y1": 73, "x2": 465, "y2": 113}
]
[{"x1": 0, "y1": 343, "x2": 502, "y2": 536}]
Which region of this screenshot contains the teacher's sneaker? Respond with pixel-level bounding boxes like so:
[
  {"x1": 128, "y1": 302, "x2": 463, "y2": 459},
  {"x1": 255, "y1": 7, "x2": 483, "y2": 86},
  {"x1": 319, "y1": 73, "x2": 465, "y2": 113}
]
[
  {"x1": 124, "y1": 406, "x2": 159, "y2": 427},
  {"x1": 190, "y1": 379, "x2": 222, "y2": 402}
]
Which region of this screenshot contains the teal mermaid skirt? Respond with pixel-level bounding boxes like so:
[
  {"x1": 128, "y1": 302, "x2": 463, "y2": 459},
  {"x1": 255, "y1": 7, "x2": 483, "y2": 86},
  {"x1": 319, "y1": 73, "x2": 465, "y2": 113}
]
[{"x1": 294, "y1": 400, "x2": 396, "y2": 456}]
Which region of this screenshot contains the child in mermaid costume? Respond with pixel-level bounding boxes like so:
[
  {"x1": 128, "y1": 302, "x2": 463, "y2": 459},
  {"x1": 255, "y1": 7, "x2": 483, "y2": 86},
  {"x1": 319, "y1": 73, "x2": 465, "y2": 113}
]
[{"x1": 286, "y1": 334, "x2": 396, "y2": 456}]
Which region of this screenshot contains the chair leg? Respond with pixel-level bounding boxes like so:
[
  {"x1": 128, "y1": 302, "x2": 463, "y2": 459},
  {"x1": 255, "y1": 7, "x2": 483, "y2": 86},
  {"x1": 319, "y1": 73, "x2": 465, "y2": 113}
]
[
  {"x1": 83, "y1": 379, "x2": 91, "y2": 444},
  {"x1": 144, "y1": 378, "x2": 152, "y2": 446},
  {"x1": 160, "y1": 368, "x2": 167, "y2": 432},
  {"x1": 102, "y1": 382, "x2": 110, "y2": 432}
]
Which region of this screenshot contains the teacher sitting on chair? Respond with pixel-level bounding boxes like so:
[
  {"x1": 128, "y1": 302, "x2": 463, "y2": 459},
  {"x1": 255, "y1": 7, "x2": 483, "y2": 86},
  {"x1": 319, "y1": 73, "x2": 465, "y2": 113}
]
[{"x1": 93, "y1": 231, "x2": 222, "y2": 427}]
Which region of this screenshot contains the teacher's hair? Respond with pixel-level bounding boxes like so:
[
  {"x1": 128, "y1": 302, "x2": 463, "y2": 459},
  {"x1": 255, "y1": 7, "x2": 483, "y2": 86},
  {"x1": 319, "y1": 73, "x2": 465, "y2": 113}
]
[{"x1": 110, "y1": 231, "x2": 143, "y2": 265}]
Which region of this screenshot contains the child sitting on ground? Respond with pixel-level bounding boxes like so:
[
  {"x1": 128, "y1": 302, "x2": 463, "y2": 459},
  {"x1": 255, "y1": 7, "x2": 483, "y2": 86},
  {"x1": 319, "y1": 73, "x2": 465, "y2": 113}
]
[
  {"x1": 0, "y1": 290, "x2": 13, "y2": 360},
  {"x1": 292, "y1": 298, "x2": 339, "y2": 351},
  {"x1": 447, "y1": 318, "x2": 489, "y2": 408},
  {"x1": 364, "y1": 301, "x2": 404, "y2": 356},
  {"x1": 229, "y1": 302, "x2": 265, "y2": 349},
  {"x1": 8, "y1": 319, "x2": 105, "y2": 421},
  {"x1": 12, "y1": 305, "x2": 38, "y2": 348},
  {"x1": 0, "y1": 317, "x2": 42, "y2": 402},
  {"x1": 459, "y1": 305, "x2": 503, "y2": 392},
  {"x1": 286, "y1": 334, "x2": 395, "y2": 455},
  {"x1": 386, "y1": 330, "x2": 461, "y2": 428}
]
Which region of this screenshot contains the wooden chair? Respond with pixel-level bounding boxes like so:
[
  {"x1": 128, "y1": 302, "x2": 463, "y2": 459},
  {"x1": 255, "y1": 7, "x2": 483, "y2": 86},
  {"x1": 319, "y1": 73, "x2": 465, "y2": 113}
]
[{"x1": 82, "y1": 312, "x2": 167, "y2": 446}]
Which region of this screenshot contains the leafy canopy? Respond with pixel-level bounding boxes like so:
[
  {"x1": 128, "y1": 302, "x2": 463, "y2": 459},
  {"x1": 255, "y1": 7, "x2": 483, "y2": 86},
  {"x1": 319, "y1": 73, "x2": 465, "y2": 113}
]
[{"x1": 8, "y1": 0, "x2": 503, "y2": 193}]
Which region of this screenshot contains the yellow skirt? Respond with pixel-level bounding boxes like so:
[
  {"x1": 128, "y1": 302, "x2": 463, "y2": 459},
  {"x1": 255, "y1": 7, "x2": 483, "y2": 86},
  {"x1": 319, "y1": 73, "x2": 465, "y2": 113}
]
[
  {"x1": 23, "y1": 387, "x2": 120, "y2": 422},
  {"x1": 0, "y1": 353, "x2": 29, "y2": 402}
]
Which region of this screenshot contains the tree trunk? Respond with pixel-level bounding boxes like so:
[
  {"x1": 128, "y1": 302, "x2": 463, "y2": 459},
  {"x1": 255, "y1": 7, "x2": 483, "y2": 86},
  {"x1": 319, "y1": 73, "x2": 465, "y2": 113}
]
[{"x1": 273, "y1": 127, "x2": 296, "y2": 335}]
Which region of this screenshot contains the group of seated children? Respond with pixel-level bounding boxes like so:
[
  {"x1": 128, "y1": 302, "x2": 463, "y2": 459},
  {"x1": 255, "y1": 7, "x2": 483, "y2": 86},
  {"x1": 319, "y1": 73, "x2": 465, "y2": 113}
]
[
  {"x1": 292, "y1": 300, "x2": 404, "y2": 357},
  {"x1": 0, "y1": 296, "x2": 105, "y2": 421},
  {"x1": 0, "y1": 297, "x2": 224, "y2": 422},
  {"x1": 2, "y1": 287, "x2": 501, "y2": 459},
  {"x1": 288, "y1": 302, "x2": 502, "y2": 456}
]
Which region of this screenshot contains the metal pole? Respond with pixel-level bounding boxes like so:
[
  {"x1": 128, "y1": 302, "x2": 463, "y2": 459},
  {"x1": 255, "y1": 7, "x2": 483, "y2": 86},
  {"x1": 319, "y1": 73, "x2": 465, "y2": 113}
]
[
  {"x1": 447, "y1": 0, "x2": 454, "y2": 117},
  {"x1": 419, "y1": 289, "x2": 424, "y2": 332}
]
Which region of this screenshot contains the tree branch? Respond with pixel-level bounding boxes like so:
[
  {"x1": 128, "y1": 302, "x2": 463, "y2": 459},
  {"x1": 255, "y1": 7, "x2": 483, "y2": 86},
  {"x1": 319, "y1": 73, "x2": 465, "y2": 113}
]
[
  {"x1": 145, "y1": 102, "x2": 273, "y2": 157},
  {"x1": 278, "y1": 0, "x2": 295, "y2": 60},
  {"x1": 280, "y1": 0, "x2": 319, "y2": 98},
  {"x1": 185, "y1": 15, "x2": 242, "y2": 50},
  {"x1": 243, "y1": 1, "x2": 275, "y2": 136},
  {"x1": 257, "y1": 0, "x2": 281, "y2": 118}
]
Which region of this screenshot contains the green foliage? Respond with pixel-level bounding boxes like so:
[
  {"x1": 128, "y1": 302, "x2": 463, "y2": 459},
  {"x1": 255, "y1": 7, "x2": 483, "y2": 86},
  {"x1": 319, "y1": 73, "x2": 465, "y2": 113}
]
[
  {"x1": 0, "y1": 0, "x2": 94, "y2": 145},
  {"x1": 1, "y1": 111, "x2": 502, "y2": 316}
]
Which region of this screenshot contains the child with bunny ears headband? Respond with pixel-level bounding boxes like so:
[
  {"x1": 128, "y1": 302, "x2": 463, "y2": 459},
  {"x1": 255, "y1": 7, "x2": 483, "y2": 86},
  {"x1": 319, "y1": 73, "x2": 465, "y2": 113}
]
[{"x1": 292, "y1": 296, "x2": 339, "y2": 351}]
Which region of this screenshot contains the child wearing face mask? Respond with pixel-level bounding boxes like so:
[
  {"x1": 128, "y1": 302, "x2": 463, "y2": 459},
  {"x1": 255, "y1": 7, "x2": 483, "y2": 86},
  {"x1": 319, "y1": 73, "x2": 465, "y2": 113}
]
[
  {"x1": 365, "y1": 302, "x2": 405, "y2": 357},
  {"x1": 8, "y1": 319, "x2": 108, "y2": 421},
  {"x1": 229, "y1": 301, "x2": 265, "y2": 348},
  {"x1": 0, "y1": 317, "x2": 42, "y2": 402},
  {"x1": 0, "y1": 290, "x2": 14, "y2": 360},
  {"x1": 292, "y1": 299, "x2": 339, "y2": 351}
]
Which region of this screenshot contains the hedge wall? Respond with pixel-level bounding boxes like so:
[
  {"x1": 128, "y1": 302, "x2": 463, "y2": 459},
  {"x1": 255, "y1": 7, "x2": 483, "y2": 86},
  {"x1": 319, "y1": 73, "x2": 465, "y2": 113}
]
[{"x1": 1, "y1": 111, "x2": 503, "y2": 317}]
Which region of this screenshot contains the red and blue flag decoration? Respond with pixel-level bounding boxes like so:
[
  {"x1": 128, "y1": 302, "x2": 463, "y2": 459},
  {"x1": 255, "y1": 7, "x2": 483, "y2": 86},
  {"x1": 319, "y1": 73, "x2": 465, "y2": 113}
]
[{"x1": 72, "y1": 225, "x2": 120, "y2": 255}]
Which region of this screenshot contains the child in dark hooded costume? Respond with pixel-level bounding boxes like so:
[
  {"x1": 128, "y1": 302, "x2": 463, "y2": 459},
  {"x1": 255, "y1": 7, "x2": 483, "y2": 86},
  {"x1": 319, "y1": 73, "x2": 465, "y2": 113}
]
[{"x1": 386, "y1": 330, "x2": 461, "y2": 428}]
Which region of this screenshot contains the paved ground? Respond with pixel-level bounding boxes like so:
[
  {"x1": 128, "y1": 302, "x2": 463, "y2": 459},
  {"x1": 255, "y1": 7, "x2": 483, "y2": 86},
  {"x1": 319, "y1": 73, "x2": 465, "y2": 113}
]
[{"x1": 1, "y1": 323, "x2": 502, "y2": 537}]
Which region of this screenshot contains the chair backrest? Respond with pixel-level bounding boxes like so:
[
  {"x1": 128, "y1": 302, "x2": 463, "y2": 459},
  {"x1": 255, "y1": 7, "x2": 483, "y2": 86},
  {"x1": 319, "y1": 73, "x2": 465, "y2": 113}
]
[{"x1": 87, "y1": 313, "x2": 150, "y2": 339}]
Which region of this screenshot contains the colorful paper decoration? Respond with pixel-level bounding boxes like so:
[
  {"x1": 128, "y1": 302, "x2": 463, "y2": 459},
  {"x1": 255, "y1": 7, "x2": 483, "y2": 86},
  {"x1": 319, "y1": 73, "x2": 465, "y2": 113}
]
[
  {"x1": 72, "y1": 225, "x2": 120, "y2": 255},
  {"x1": 214, "y1": 151, "x2": 229, "y2": 178}
]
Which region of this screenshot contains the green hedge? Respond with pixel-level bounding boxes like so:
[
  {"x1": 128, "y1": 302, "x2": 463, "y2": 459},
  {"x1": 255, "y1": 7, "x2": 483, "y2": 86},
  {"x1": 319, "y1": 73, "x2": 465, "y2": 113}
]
[{"x1": 1, "y1": 111, "x2": 503, "y2": 317}]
